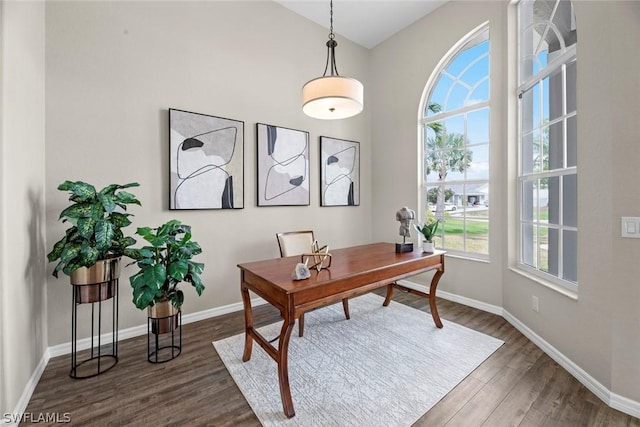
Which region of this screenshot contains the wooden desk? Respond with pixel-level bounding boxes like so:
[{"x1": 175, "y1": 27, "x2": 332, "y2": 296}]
[{"x1": 238, "y1": 242, "x2": 445, "y2": 418}]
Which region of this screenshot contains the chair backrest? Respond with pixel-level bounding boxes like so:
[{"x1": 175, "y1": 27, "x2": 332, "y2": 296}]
[{"x1": 276, "y1": 231, "x2": 315, "y2": 257}]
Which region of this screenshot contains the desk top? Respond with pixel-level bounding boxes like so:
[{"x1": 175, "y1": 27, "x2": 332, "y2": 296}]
[{"x1": 238, "y1": 242, "x2": 445, "y2": 294}]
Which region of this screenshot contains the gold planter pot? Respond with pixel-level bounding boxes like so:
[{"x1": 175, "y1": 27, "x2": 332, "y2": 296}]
[
  {"x1": 148, "y1": 300, "x2": 180, "y2": 334},
  {"x1": 147, "y1": 300, "x2": 182, "y2": 363},
  {"x1": 70, "y1": 256, "x2": 121, "y2": 303},
  {"x1": 69, "y1": 256, "x2": 120, "y2": 378}
]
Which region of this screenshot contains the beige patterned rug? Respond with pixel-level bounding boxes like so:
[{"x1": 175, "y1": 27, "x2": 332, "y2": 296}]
[{"x1": 213, "y1": 293, "x2": 503, "y2": 426}]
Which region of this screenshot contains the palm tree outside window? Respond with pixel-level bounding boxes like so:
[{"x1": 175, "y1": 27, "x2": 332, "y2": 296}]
[{"x1": 421, "y1": 25, "x2": 490, "y2": 258}]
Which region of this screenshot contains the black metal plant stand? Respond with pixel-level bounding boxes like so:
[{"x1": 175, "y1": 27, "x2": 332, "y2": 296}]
[
  {"x1": 70, "y1": 279, "x2": 119, "y2": 379},
  {"x1": 147, "y1": 311, "x2": 182, "y2": 363}
]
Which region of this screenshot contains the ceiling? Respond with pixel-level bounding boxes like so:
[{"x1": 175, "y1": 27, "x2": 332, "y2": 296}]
[{"x1": 275, "y1": 0, "x2": 449, "y2": 49}]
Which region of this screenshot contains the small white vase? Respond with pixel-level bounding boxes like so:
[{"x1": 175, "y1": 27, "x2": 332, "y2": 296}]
[{"x1": 422, "y1": 240, "x2": 435, "y2": 253}]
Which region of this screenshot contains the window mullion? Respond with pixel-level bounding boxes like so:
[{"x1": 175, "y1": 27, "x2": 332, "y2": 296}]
[
  {"x1": 422, "y1": 101, "x2": 490, "y2": 124},
  {"x1": 518, "y1": 45, "x2": 577, "y2": 96},
  {"x1": 562, "y1": 64, "x2": 568, "y2": 169},
  {"x1": 521, "y1": 166, "x2": 577, "y2": 180}
]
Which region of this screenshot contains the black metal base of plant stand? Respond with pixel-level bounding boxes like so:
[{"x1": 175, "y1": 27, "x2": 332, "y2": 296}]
[
  {"x1": 70, "y1": 279, "x2": 119, "y2": 379},
  {"x1": 148, "y1": 312, "x2": 182, "y2": 363}
]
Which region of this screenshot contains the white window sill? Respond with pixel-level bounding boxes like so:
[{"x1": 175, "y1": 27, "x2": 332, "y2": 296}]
[
  {"x1": 508, "y1": 266, "x2": 578, "y2": 301},
  {"x1": 443, "y1": 252, "x2": 490, "y2": 264}
]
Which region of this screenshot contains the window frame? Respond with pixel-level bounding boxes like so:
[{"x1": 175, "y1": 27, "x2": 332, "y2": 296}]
[
  {"x1": 516, "y1": 0, "x2": 578, "y2": 293},
  {"x1": 419, "y1": 23, "x2": 491, "y2": 260}
]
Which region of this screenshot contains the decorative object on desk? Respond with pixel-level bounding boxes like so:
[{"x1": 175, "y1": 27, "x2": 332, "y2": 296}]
[
  {"x1": 320, "y1": 136, "x2": 360, "y2": 206},
  {"x1": 169, "y1": 108, "x2": 244, "y2": 210},
  {"x1": 292, "y1": 261, "x2": 311, "y2": 281},
  {"x1": 256, "y1": 123, "x2": 309, "y2": 206},
  {"x1": 128, "y1": 220, "x2": 205, "y2": 362},
  {"x1": 47, "y1": 180, "x2": 140, "y2": 378},
  {"x1": 301, "y1": 240, "x2": 332, "y2": 272},
  {"x1": 395, "y1": 206, "x2": 416, "y2": 253},
  {"x1": 415, "y1": 211, "x2": 440, "y2": 253},
  {"x1": 213, "y1": 293, "x2": 503, "y2": 426},
  {"x1": 301, "y1": 0, "x2": 364, "y2": 120}
]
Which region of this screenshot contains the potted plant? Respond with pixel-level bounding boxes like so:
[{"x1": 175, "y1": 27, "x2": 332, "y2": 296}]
[
  {"x1": 128, "y1": 219, "x2": 205, "y2": 335},
  {"x1": 47, "y1": 181, "x2": 141, "y2": 301},
  {"x1": 414, "y1": 214, "x2": 440, "y2": 253}
]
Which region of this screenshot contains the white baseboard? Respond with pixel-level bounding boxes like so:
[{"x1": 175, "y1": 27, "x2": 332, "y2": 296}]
[
  {"x1": 396, "y1": 279, "x2": 503, "y2": 315},
  {"x1": 10, "y1": 288, "x2": 640, "y2": 421},
  {"x1": 503, "y1": 310, "x2": 640, "y2": 419},
  {"x1": 610, "y1": 393, "x2": 640, "y2": 419},
  {"x1": 399, "y1": 279, "x2": 640, "y2": 419},
  {"x1": 48, "y1": 296, "x2": 267, "y2": 358},
  {"x1": 2, "y1": 351, "x2": 49, "y2": 426},
  {"x1": 9, "y1": 295, "x2": 267, "y2": 424}
]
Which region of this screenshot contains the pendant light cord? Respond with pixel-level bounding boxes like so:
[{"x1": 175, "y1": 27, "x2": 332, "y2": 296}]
[
  {"x1": 301, "y1": 0, "x2": 364, "y2": 119},
  {"x1": 323, "y1": 0, "x2": 339, "y2": 77},
  {"x1": 329, "y1": 0, "x2": 334, "y2": 41}
]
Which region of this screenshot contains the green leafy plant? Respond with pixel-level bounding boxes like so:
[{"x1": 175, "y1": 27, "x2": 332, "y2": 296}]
[
  {"x1": 128, "y1": 220, "x2": 205, "y2": 310},
  {"x1": 414, "y1": 216, "x2": 440, "y2": 243},
  {"x1": 47, "y1": 181, "x2": 141, "y2": 278}
]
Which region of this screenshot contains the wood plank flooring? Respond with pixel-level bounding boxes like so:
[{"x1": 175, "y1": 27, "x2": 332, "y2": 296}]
[{"x1": 22, "y1": 290, "x2": 640, "y2": 426}]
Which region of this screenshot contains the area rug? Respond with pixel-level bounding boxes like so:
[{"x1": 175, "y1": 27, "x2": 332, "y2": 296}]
[{"x1": 213, "y1": 293, "x2": 503, "y2": 426}]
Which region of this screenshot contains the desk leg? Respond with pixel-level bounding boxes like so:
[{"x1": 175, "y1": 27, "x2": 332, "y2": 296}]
[
  {"x1": 342, "y1": 299, "x2": 351, "y2": 319},
  {"x1": 383, "y1": 268, "x2": 444, "y2": 329},
  {"x1": 298, "y1": 313, "x2": 304, "y2": 337},
  {"x1": 383, "y1": 283, "x2": 394, "y2": 306},
  {"x1": 241, "y1": 285, "x2": 254, "y2": 362},
  {"x1": 277, "y1": 313, "x2": 296, "y2": 418},
  {"x1": 429, "y1": 269, "x2": 444, "y2": 329}
]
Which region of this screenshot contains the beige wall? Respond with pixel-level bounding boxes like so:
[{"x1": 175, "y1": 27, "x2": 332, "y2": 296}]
[
  {"x1": 0, "y1": 0, "x2": 47, "y2": 415},
  {"x1": 45, "y1": 1, "x2": 371, "y2": 346},
  {"x1": 370, "y1": 0, "x2": 506, "y2": 307},
  {"x1": 3, "y1": 0, "x2": 638, "y2": 417},
  {"x1": 609, "y1": 1, "x2": 640, "y2": 402},
  {"x1": 371, "y1": 0, "x2": 640, "y2": 404},
  {"x1": 504, "y1": 1, "x2": 640, "y2": 402}
]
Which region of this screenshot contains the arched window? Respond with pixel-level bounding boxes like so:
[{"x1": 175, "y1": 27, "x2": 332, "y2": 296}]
[
  {"x1": 421, "y1": 25, "x2": 490, "y2": 258},
  {"x1": 518, "y1": 0, "x2": 577, "y2": 291}
]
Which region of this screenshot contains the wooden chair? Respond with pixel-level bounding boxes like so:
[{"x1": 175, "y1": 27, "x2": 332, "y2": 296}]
[{"x1": 276, "y1": 231, "x2": 350, "y2": 337}]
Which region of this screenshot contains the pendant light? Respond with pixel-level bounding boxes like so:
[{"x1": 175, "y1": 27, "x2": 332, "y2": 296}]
[{"x1": 302, "y1": 0, "x2": 364, "y2": 120}]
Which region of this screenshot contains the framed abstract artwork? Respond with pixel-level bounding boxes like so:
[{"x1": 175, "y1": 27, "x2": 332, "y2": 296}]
[
  {"x1": 169, "y1": 109, "x2": 244, "y2": 210},
  {"x1": 320, "y1": 136, "x2": 360, "y2": 207},
  {"x1": 256, "y1": 123, "x2": 310, "y2": 206}
]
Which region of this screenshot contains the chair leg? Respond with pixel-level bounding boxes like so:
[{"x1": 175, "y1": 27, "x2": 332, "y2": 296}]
[
  {"x1": 298, "y1": 313, "x2": 305, "y2": 337},
  {"x1": 342, "y1": 299, "x2": 350, "y2": 320},
  {"x1": 299, "y1": 300, "x2": 348, "y2": 337}
]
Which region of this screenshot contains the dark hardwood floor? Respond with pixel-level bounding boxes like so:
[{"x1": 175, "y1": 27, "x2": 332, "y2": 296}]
[{"x1": 23, "y1": 290, "x2": 639, "y2": 426}]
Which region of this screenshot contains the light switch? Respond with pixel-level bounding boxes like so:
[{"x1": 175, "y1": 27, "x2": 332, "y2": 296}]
[
  {"x1": 627, "y1": 221, "x2": 637, "y2": 234},
  {"x1": 621, "y1": 217, "x2": 640, "y2": 238}
]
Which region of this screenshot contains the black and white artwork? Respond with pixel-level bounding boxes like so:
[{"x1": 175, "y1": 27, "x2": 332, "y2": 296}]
[
  {"x1": 169, "y1": 109, "x2": 244, "y2": 210},
  {"x1": 320, "y1": 136, "x2": 360, "y2": 207},
  {"x1": 256, "y1": 123, "x2": 309, "y2": 206}
]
